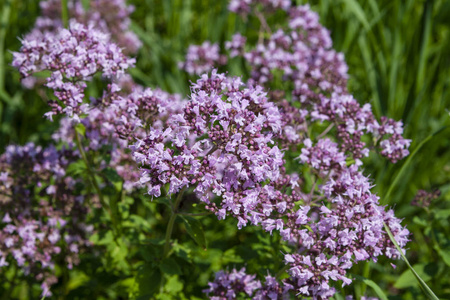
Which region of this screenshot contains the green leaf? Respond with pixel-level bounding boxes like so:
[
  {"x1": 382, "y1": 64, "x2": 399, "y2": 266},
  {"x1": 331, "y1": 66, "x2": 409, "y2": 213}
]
[
  {"x1": 108, "y1": 238, "x2": 129, "y2": 271},
  {"x1": 393, "y1": 270, "x2": 414, "y2": 289},
  {"x1": 395, "y1": 263, "x2": 433, "y2": 289},
  {"x1": 434, "y1": 208, "x2": 450, "y2": 220},
  {"x1": 101, "y1": 167, "x2": 123, "y2": 183},
  {"x1": 155, "y1": 197, "x2": 171, "y2": 208},
  {"x1": 384, "y1": 223, "x2": 440, "y2": 299},
  {"x1": 140, "y1": 243, "x2": 162, "y2": 262},
  {"x1": 412, "y1": 216, "x2": 428, "y2": 227},
  {"x1": 383, "y1": 126, "x2": 448, "y2": 204},
  {"x1": 353, "y1": 275, "x2": 388, "y2": 300},
  {"x1": 222, "y1": 248, "x2": 244, "y2": 264},
  {"x1": 132, "y1": 263, "x2": 161, "y2": 299},
  {"x1": 164, "y1": 275, "x2": 183, "y2": 294},
  {"x1": 66, "y1": 160, "x2": 87, "y2": 175},
  {"x1": 102, "y1": 185, "x2": 117, "y2": 196},
  {"x1": 173, "y1": 242, "x2": 192, "y2": 262},
  {"x1": 75, "y1": 123, "x2": 86, "y2": 137},
  {"x1": 435, "y1": 247, "x2": 450, "y2": 267},
  {"x1": 180, "y1": 215, "x2": 207, "y2": 249},
  {"x1": 32, "y1": 70, "x2": 52, "y2": 78},
  {"x1": 159, "y1": 258, "x2": 182, "y2": 275},
  {"x1": 340, "y1": 0, "x2": 370, "y2": 30},
  {"x1": 80, "y1": 0, "x2": 90, "y2": 10},
  {"x1": 67, "y1": 270, "x2": 89, "y2": 291}
]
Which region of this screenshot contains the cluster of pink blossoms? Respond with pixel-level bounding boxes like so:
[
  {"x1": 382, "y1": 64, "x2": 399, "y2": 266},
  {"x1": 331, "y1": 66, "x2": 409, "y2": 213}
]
[
  {"x1": 228, "y1": 0, "x2": 291, "y2": 15},
  {"x1": 53, "y1": 81, "x2": 186, "y2": 192},
  {"x1": 0, "y1": 143, "x2": 92, "y2": 296},
  {"x1": 132, "y1": 71, "x2": 284, "y2": 206},
  {"x1": 27, "y1": 0, "x2": 141, "y2": 54},
  {"x1": 12, "y1": 20, "x2": 135, "y2": 121},
  {"x1": 8, "y1": 1, "x2": 184, "y2": 294},
  {"x1": 182, "y1": 3, "x2": 410, "y2": 163},
  {"x1": 188, "y1": 1, "x2": 411, "y2": 299},
  {"x1": 16, "y1": 0, "x2": 140, "y2": 90},
  {"x1": 179, "y1": 41, "x2": 227, "y2": 75},
  {"x1": 129, "y1": 69, "x2": 409, "y2": 298},
  {"x1": 204, "y1": 267, "x2": 292, "y2": 299},
  {"x1": 8, "y1": 31, "x2": 185, "y2": 293}
]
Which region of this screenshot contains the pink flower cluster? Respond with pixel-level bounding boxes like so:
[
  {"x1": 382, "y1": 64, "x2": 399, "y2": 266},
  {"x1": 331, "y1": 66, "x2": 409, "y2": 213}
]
[
  {"x1": 132, "y1": 71, "x2": 284, "y2": 205},
  {"x1": 228, "y1": 0, "x2": 291, "y2": 15},
  {"x1": 227, "y1": 4, "x2": 411, "y2": 163},
  {"x1": 32, "y1": 0, "x2": 141, "y2": 54},
  {"x1": 0, "y1": 143, "x2": 92, "y2": 296},
  {"x1": 12, "y1": 21, "x2": 135, "y2": 121},
  {"x1": 204, "y1": 267, "x2": 292, "y2": 299},
  {"x1": 179, "y1": 41, "x2": 227, "y2": 75},
  {"x1": 199, "y1": 2, "x2": 411, "y2": 298}
]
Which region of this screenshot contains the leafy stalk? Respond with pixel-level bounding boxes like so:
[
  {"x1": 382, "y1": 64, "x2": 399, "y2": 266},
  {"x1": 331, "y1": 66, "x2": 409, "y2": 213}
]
[
  {"x1": 163, "y1": 187, "x2": 186, "y2": 258},
  {"x1": 0, "y1": 0, "x2": 12, "y2": 94},
  {"x1": 383, "y1": 222, "x2": 440, "y2": 300},
  {"x1": 74, "y1": 130, "x2": 107, "y2": 210},
  {"x1": 383, "y1": 126, "x2": 448, "y2": 204},
  {"x1": 61, "y1": 0, "x2": 69, "y2": 28},
  {"x1": 352, "y1": 274, "x2": 388, "y2": 300}
]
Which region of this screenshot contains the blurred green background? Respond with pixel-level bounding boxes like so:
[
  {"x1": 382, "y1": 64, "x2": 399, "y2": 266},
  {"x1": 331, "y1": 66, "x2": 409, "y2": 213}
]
[{"x1": 1, "y1": 0, "x2": 449, "y2": 299}]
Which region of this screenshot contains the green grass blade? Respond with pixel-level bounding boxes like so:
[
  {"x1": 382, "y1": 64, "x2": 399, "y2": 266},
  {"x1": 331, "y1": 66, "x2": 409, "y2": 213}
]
[
  {"x1": 383, "y1": 223, "x2": 440, "y2": 300},
  {"x1": 340, "y1": 0, "x2": 370, "y2": 31},
  {"x1": 61, "y1": 0, "x2": 69, "y2": 28},
  {"x1": 352, "y1": 274, "x2": 388, "y2": 300},
  {"x1": 383, "y1": 126, "x2": 448, "y2": 204},
  {"x1": 416, "y1": 0, "x2": 434, "y2": 94},
  {"x1": 0, "y1": 0, "x2": 12, "y2": 93}
]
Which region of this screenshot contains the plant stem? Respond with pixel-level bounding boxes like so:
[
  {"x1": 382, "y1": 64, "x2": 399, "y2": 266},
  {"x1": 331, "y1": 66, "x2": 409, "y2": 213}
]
[
  {"x1": 383, "y1": 126, "x2": 447, "y2": 204},
  {"x1": 3, "y1": 264, "x2": 17, "y2": 300},
  {"x1": 61, "y1": 0, "x2": 69, "y2": 28},
  {"x1": 74, "y1": 131, "x2": 125, "y2": 246},
  {"x1": 163, "y1": 187, "x2": 186, "y2": 258},
  {"x1": 317, "y1": 123, "x2": 334, "y2": 140},
  {"x1": 74, "y1": 131, "x2": 108, "y2": 211},
  {"x1": 360, "y1": 261, "x2": 371, "y2": 295},
  {"x1": 275, "y1": 264, "x2": 290, "y2": 279},
  {"x1": 383, "y1": 222, "x2": 440, "y2": 300},
  {"x1": 0, "y1": 0, "x2": 12, "y2": 94},
  {"x1": 178, "y1": 211, "x2": 212, "y2": 217}
]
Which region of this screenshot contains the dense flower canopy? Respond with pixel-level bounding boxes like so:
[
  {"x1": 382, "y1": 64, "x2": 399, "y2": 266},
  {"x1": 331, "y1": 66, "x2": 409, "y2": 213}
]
[{"x1": 5, "y1": 0, "x2": 414, "y2": 298}]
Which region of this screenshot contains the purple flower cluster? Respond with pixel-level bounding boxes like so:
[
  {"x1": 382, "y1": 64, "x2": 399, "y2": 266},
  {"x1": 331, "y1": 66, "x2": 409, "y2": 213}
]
[
  {"x1": 0, "y1": 143, "x2": 92, "y2": 296},
  {"x1": 204, "y1": 267, "x2": 292, "y2": 299},
  {"x1": 51, "y1": 81, "x2": 186, "y2": 192},
  {"x1": 282, "y1": 165, "x2": 408, "y2": 297},
  {"x1": 86, "y1": 0, "x2": 142, "y2": 54},
  {"x1": 203, "y1": 137, "x2": 409, "y2": 298},
  {"x1": 201, "y1": 3, "x2": 411, "y2": 298},
  {"x1": 224, "y1": 4, "x2": 410, "y2": 163},
  {"x1": 9, "y1": 12, "x2": 185, "y2": 293},
  {"x1": 33, "y1": 0, "x2": 141, "y2": 54},
  {"x1": 128, "y1": 71, "x2": 409, "y2": 299},
  {"x1": 228, "y1": 0, "x2": 291, "y2": 16},
  {"x1": 179, "y1": 41, "x2": 227, "y2": 75},
  {"x1": 132, "y1": 71, "x2": 283, "y2": 205},
  {"x1": 242, "y1": 5, "x2": 344, "y2": 92},
  {"x1": 12, "y1": 20, "x2": 135, "y2": 121},
  {"x1": 225, "y1": 34, "x2": 247, "y2": 58},
  {"x1": 411, "y1": 189, "x2": 440, "y2": 208}
]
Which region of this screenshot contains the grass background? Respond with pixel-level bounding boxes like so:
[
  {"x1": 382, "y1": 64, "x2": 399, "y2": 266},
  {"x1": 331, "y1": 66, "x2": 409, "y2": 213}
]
[{"x1": 1, "y1": 0, "x2": 449, "y2": 299}]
